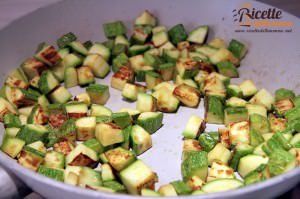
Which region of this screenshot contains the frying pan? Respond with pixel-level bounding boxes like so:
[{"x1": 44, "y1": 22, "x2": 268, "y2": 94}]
[{"x1": 0, "y1": 0, "x2": 299, "y2": 198}]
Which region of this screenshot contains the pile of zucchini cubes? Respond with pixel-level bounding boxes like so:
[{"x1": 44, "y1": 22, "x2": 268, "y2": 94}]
[{"x1": 1, "y1": 10, "x2": 300, "y2": 196}]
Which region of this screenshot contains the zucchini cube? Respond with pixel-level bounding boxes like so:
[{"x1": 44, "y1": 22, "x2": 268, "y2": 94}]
[
  {"x1": 66, "y1": 144, "x2": 98, "y2": 167},
  {"x1": 181, "y1": 151, "x2": 208, "y2": 181},
  {"x1": 249, "y1": 89, "x2": 275, "y2": 110},
  {"x1": 228, "y1": 121, "x2": 250, "y2": 145},
  {"x1": 207, "y1": 161, "x2": 234, "y2": 182},
  {"x1": 137, "y1": 112, "x2": 163, "y2": 134},
  {"x1": 238, "y1": 154, "x2": 269, "y2": 177},
  {"x1": 0, "y1": 97, "x2": 17, "y2": 121},
  {"x1": 111, "y1": 66, "x2": 134, "y2": 91},
  {"x1": 64, "y1": 67, "x2": 78, "y2": 88},
  {"x1": 198, "y1": 133, "x2": 217, "y2": 152},
  {"x1": 90, "y1": 104, "x2": 112, "y2": 117},
  {"x1": 101, "y1": 163, "x2": 115, "y2": 182},
  {"x1": 56, "y1": 32, "x2": 77, "y2": 48},
  {"x1": 112, "y1": 112, "x2": 132, "y2": 129},
  {"x1": 158, "y1": 184, "x2": 177, "y2": 196},
  {"x1": 227, "y1": 84, "x2": 243, "y2": 98},
  {"x1": 79, "y1": 167, "x2": 102, "y2": 187},
  {"x1": 63, "y1": 53, "x2": 82, "y2": 68},
  {"x1": 152, "y1": 31, "x2": 168, "y2": 47},
  {"x1": 5, "y1": 75, "x2": 28, "y2": 89},
  {"x1": 201, "y1": 179, "x2": 243, "y2": 193},
  {"x1": 135, "y1": 10, "x2": 157, "y2": 26},
  {"x1": 158, "y1": 63, "x2": 175, "y2": 81},
  {"x1": 145, "y1": 71, "x2": 163, "y2": 90},
  {"x1": 246, "y1": 104, "x2": 267, "y2": 118},
  {"x1": 95, "y1": 123, "x2": 123, "y2": 147},
  {"x1": 226, "y1": 97, "x2": 247, "y2": 107},
  {"x1": 131, "y1": 125, "x2": 152, "y2": 155},
  {"x1": 16, "y1": 124, "x2": 49, "y2": 144},
  {"x1": 136, "y1": 93, "x2": 157, "y2": 112},
  {"x1": 152, "y1": 87, "x2": 180, "y2": 113},
  {"x1": 209, "y1": 48, "x2": 239, "y2": 66},
  {"x1": 216, "y1": 61, "x2": 239, "y2": 78},
  {"x1": 75, "y1": 117, "x2": 96, "y2": 141},
  {"x1": 168, "y1": 24, "x2": 188, "y2": 45},
  {"x1": 1, "y1": 137, "x2": 25, "y2": 158},
  {"x1": 204, "y1": 96, "x2": 224, "y2": 124},
  {"x1": 27, "y1": 140, "x2": 46, "y2": 154},
  {"x1": 21, "y1": 58, "x2": 47, "y2": 80},
  {"x1": 230, "y1": 143, "x2": 254, "y2": 170},
  {"x1": 186, "y1": 176, "x2": 205, "y2": 191},
  {"x1": 88, "y1": 43, "x2": 111, "y2": 61},
  {"x1": 49, "y1": 86, "x2": 72, "y2": 104},
  {"x1": 228, "y1": 39, "x2": 247, "y2": 59},
  {"x1": 129, "y1": 45, "x2": 150, "y2": 56},
  {"x1": 274, "y1": 98, "x2": 294, "y2": 115},
  {"x1": 182, "y1": 116, "x2": 205, "y2": 139},
  {"x1": 27, "y1": 105, "x2": 49, "y2": 125},
  {"x1": 3, "y1": 113, "x2": 22, "y2": 128},
  {"x1": 83, "y1": 54, "x2": 110, "y2": 78},
  {"x1": 239, "y1": 80, "x2": 257, "y2": 98},
  {"x1": 187, "y1": 25, "x2": 208, "y2": 44},
  {"x1": 176, "y1": 58, "x2": 198, "y2": 79},
  {"x1": 268, "y1": 149, "x2": 296, "y2": 176},
  {"x1": 209, "y1": 38, "x2": 226, "y2": 49},
  {"x1": 53, "y1": 140, "x2": 74, "y2": 156},
  {"x1": 74, "y1": 93, "x2": 91, "y2": 106},
  {"x1": 38, "y1": 166, "x2": 64, "y2": 182},
  {"x1": 141, "y1": 188, "x2": 160, "y2": 196},
  {"x1": 269, "y1": 114, "x2": 287, "y2": 133},
  {"x1": 122, "y1": 83, "x2": 139, "y2": 101},
  {"x1": 86, "y1": 84, "x2": 110, "y2": 105},
  {"x1": 173, "y1": 84, "x2": 201, "y2": 108},
  {"x1": 275, "y1": 88, "x2": 295, "y2": 101},
  {"x1": 38, "y1": 70, "x2": 60, "y2": 94},
  {"x1": 77, "y1": 66, "x2": 95, "y2": 86},
  {"x1": 43, "y1": 151, "x2": 65, "y2": 169},
  {"x1": 130, "y1": 27, "x2": 149, "y2": 45},
  {"x1": 183, "y1": 139, "x2": 202, "y2": 152},
  {"x1": 115, "y1": 35, "x2": 129, "y2": 46},
  {"x1": 120, "y1": 160, "x2": 157, "y2": 195},
  {"x1": 207, "y1": 143, "x2": 231, "y2": 165},
  {"x1": 103, "y1": 181, "x2": 126, "y2": 193},
  {"x1": 105, "y1": 147, "x2": 136, "y2": 171},
  {"x1": 83, "y1": 138, "x2": 104, "y2": 154},
  {"x1": 112, "y1": 53, "x2": 129, "y2": 73},
  {"x1": 249, "y1": 114, "x2": 270, "y2": 134},
  {"x1": 103, "y1": 21, "x2": 126, "y2": 39},
  {"x1": 224, "y1": 107, "x2": 248, "y2": 125},
  {"x1": 34, "y1": 43, "x2": 61, "y2": 66},
  {"x1": 18, "y1": 146, "x2": 45, "y2": 171},
  {"x1": 170, "y1": 180, "x2": 192, "y2": 195},
  {"x1": 65, "y1": 102, "x2": 88, "y2": 119}
]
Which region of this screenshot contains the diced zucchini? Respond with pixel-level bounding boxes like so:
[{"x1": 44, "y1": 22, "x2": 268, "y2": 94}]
[
  {"x1": 152, "y1": 87, "x2": 179, "y2": 113},
  {"x1": 130, "y1": 125, "x2": 152, "y2": 155},
  {"x1": 43, "y1": 151, "x2": 65, "y2": 169},
  {"x1": 168, "y1": 24, "x2": 188, "y2": 45},
  {"x1": 195, "y1": 45, "x2": 218, "y2": 57},
  {"x1": 210, "y1": 48, "x2": 239, "y2": 66},
  {"x1": 3, "y1": 113, "x2": 22, "y2": 128},
  {"x1": 64, "y1": 102, "x2": 88, "y2": 119},
  {"x1": 21, "y1": 58, "x2": 47, "y2": 80},
  {"x1": 224, "y1": 107, "x2": 248, "y2": 125},
  {"x1": 77, "y1": 66, "x2": 95, "y2": 86},
  {"x1": 34, "y1": 43, "x2": 61, "y2": 66},
  {"x1": 1, "y1": 137, "x2": 25, "y2": 158},
  {"x1": 152, "y1": 31, "x2": 168, "y2": 47},
  {"x1": 135, "y1": 10, "x2": 157, "y2": 26},
  {"x1": 205, "y1": 96, "x2": 224, "y2": 124},
  {"x1": 27, "y1": 105, "x2": 48, "y2": 125},
  {"x1": 207, "y1": 161, "x2": 235, "y2": 182},
  {"x1": 64, "y1": 67, "x2": 78, "y2": 88},
  {"x1": 57, "y1": 32, "x2": 77, "y2": 48},
  {"x1": 239, "y1": 80, "x2": 257, "y2": 98},
  {"x1": 158, "y1": 41, "x2": 176, "y2": 55},
  {"x1": 63, "y1": 53, "x2": 82, "y2": 68},
  {"x1": 112, "y1": 53, "x2": 129, "y2": 73},
  {"x1": 208, "y1": 38, "x2": 226, "y2": 48},
  {"x1": 274, "y1": 98, "x2": 294, "y2": 115},
  {"x1": 68, "y1": 41, "x2": 88, "y2": 56},
  {"x1": 228, "y1": 121, "x2": 250, "y2": 145},
  {"x1": 103, "y1": 21, "x2": 126, "y2": 38},
  {"x1": 170, "y1": 181, "x2": 192, "y2": 195},
  {"x1": 105, "y1": 147, "x2": 136, "y2": 171},
  {"x1": 120, "y1": 160, "x2": 157, "y2": 195},
  {"x1": 162, "y1": 49, "x2": 180, "y2": 63},
  {"x1": 230, "y1": 143, "x2": 254, "y2": 171},
  {"x1": 173, "y1": 84, "x2": 201, "y2": 108},
  {"x1": 18, "y1": 146, "x2": 44, "y2": 171},
  {"x1": 38, "y1": 166, "x2": 64, "y2": 182},
  {"x1": 79, "y1": 167, "x2": 102, "y2": 187},
  {"x1": 5, "y1": 75, "x2": 28, "y2": 89},
  {"x1": 103, "y1": 181, "x2": 126, "y2": 193},
  {"x1": 90, "y1": 104, "x2": 112, "y2": 117},
  {"x1": 137, "y1": 93, "x2": 157, "y2": 112},
  {"x1": 246, "y1": 104, "x2": 267, "y2": 118},
  {"x1": 182, "y1": 116, "x2": 205, "y2": 139},
  {"x1": 74, "y1": 93, "x2": 91, "y2": 105},
  {"x1": 158, "y1": 63, "x2": 175, "y2": 81},
  {"x1": 285, "y1": 106, "x2": 300, "y2": 121},
  {"x1": 136, "y1": 112, "x2": 163, "y2": 134},
  {"x1": 201, "y1": 179, "x2": 243, "y2": 193},
  {"x1": 198, "y1": 133, "x2": 217, "y2": 152},
  {"x1": 216, "y1": 61, "x2": 239, "y2": 78},
  {"x1": 16, "y1": 124, "x2": 48, "y2": 144},
  {"x1": 88, "y1": 43, "x2": 110, "y2": 61},
  {"x1": 141, "y1": 188, "x2": 160, "y2": 197},
  {"x1": 38, "y1": 70, "x2": 59, "y2": 94},
  {"x1": 53, "y1": 140, "x2": 74, "y2": 156},
  {"x1": 187, "y1": 26, "x2": 208, "y2": 44},
  {"x1": 75, "y1": 117, "x2": 96, "y2": 141},
  {"x1": 244, "y1": 164, "x2": 270, "y2": 185},
  {"x1": 238, "y1": 154, "x2": 269, "y2": 177},
  {"x1": 275, "y1": 88, "x2": 295, "y2": 101},
  {"x1": 145, "y1": 71, "x2": 162, "y2": 90},
  {"x1": 95, "y1": 123, "x2": 123, "y2": 147},
  {"x1": 0, "y1": 97, "x2": 17, "y2": 121},
  {"x1": 83, "y1": 138, "x2": 104, "y2": 154},
  {"x1": 66, "y1": 144, "x2": 98, "y2": 167},
  {"x1": 228, "y1": 39, "x2": 247, "y2": 59},
  {"x1": 183, "y1": 139, "x2": 202, "y2": 153},
  {"x1": 250, "y1": 114, "x2": 270, "y2": 134},
  {"x1": 112, "y1": 112, "x2": 132, "y2": 129},
  {"x1": 111, "y1": 66, "x2": 134, "y2": 90},
  {"x1": 227, "y1": 84, "x2": 243, "y2": 98},
  {"x1": 122, "y1": 83, "x2": 139, "y2": 101},
  {"x1": 83, "y1": 54, "x2": 110, "y2": 78},
  {"x1": 158, "y1": 184, "x2": 177, "y2": 196},
  {"x1": 207, "y1": 143, "x2": 231, "y2": 165},
  {"x1": 130, "y1": 27, "x2": 149, "y2": 45},
  {"x1": 176, "y1": 58, "x2": 198, "y2": 79},
  {"x1": 226, "y1": 97, "x2": 247, "y2": 108},
  {"x1": 181, "y1": 151, "x2": 208, "y2": 181},
  {"x1": 49, "y1": 86, "x2": 72, "y2": 104},
  {"x1": 101, "y1": 163, "x2": 115, "y2": 182},
  {"x1": 249, "y1": 89, "x2": 275, "y2": 110},
  {"x1": 4, "y1": 86, "x2": 36, "y2": 107},
  {"x1": 86, "y1": 84, "x2": 110, "y2": 105}
]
